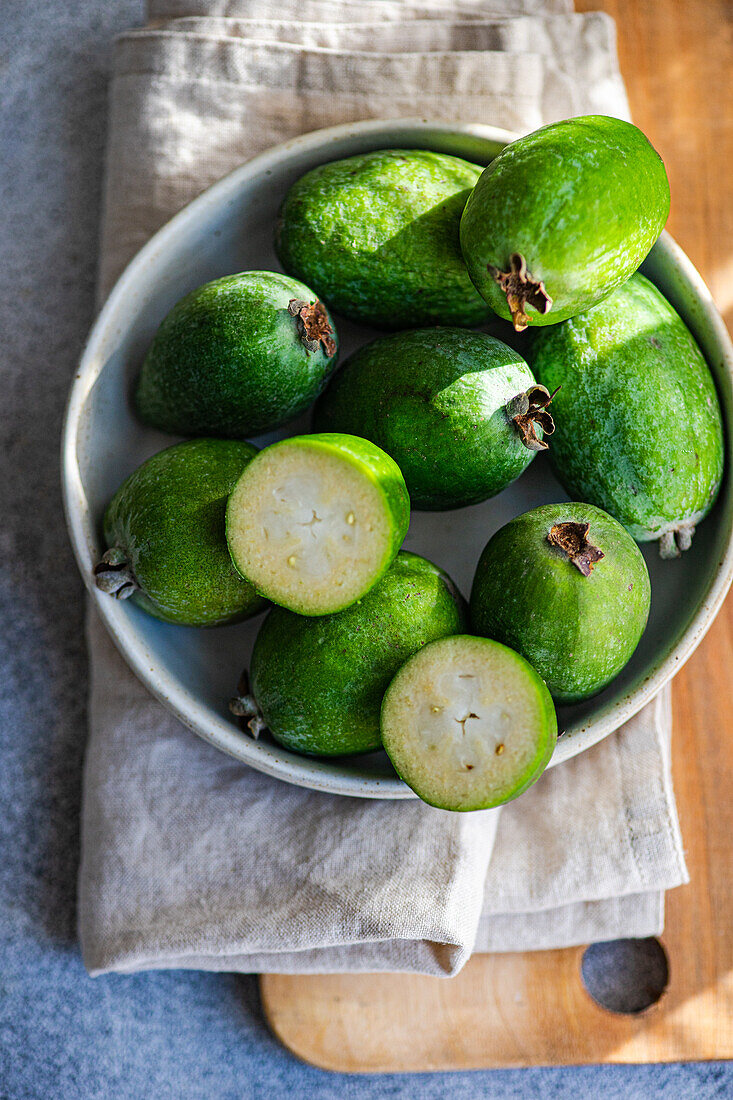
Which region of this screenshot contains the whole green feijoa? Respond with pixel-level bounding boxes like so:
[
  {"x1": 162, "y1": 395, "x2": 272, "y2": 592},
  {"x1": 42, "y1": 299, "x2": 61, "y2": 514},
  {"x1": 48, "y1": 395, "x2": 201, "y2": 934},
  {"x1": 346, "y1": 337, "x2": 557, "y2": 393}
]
[
  {"x1": 470, "y1": 503, "x2": 651, "y2": 703},
  {"x1": 381, "y1": 635, "x2": 557, "y2": 811},
  {"x1": 314, "y1": 327, "x2": 555, "y2": 510},
  {"x1": 95, "y1": 439, "x2": 265, "y2": 627},
  {"x1": 532, "y1": 274, "x2": 724, "y2": 558},
  {"x1": 275, "y1": 149, "x2": 491, "y2": 329},
  {"x1": 234, "y1": 552, "x2": 467, "y2": 756},
  {"x1": 226, "y1": 433, "x2": 410, "y2": 616},
  {"x1": 460, "y1": 116, "x2": 670, "y2": 331},
  {"x1": 134, "y1": 271, "x2": 338, "y2": 437}
]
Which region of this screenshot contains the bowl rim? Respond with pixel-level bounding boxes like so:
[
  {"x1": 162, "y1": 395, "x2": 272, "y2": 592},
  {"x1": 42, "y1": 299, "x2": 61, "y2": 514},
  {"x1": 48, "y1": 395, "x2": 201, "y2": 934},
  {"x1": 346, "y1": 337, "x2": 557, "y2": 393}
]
[{"x1": 62, "y1": 116, "x2": 733, "y2": 799}]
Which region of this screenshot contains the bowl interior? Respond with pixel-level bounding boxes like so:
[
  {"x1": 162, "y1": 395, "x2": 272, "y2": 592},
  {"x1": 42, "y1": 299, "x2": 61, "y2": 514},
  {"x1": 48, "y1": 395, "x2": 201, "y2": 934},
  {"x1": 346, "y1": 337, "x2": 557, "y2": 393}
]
[{"x1": 64, "y1": 120, "x2": 733, "y2": 798}]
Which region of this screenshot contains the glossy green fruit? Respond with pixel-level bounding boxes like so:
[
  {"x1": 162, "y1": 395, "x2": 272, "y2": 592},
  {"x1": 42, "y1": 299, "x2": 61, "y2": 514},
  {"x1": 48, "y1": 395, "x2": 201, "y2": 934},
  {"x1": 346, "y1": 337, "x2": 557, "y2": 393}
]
[
  {"x1": 95, "y1": 439, "x2": 265, "y2": 626},
  {"x1": 275, "y1": 149, "x2": 490, "y2": 329},
  {"x1": 381, "y1": 635, "x2": 557, "y2": 810},
  {"x1": 236, "y1": 552, "x2": 467, "y2": 756},
  {"x1": 532, "y1": 274, "x2": 724, "y2": 558},
  {"x1": 134, "y1": 271, "x2": 338, "y2": 437},
  {"x1": 314, "y1": 327, "x2": 553, "y2": 510},
  {"x1": 226, "y1": 433, "x2": 410, "y2": 616},
  {"x1": 470, "y1": 503, "x2": 651, "y2": 703},
  {"x1": 460, "y1": 116, "x2": 669, "y2": 330}
]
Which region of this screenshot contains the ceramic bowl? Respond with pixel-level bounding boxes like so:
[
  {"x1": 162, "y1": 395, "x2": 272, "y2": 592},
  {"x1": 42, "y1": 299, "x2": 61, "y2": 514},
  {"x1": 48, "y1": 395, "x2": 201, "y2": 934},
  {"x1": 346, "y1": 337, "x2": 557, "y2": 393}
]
[{"x1": 62, "y1": 118, "x2": 733, "y2": 799}]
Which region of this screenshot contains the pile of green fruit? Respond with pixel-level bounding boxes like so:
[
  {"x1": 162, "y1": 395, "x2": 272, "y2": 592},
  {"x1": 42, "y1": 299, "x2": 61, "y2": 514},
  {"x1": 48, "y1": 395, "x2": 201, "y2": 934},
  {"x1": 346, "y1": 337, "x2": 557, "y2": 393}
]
[{"x1": 95, "y1": 115, "x2": 724, "y2": 813}]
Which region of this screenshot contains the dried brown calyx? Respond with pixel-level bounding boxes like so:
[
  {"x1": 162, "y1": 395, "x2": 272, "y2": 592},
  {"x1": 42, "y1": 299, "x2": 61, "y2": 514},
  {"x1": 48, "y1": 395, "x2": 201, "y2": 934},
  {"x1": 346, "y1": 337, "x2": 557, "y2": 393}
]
[
  {"x1": 229, "y1": 668, "x2": 267, "y2": 739},
  {"x1": 288, "y1": 298, "x2": 336, "y2": 356},
  {"x1": 506, "y1": 384, "x2": 558, "y2": 451},
  {"x1": 547, "y1": 521, "x2": 605, "y2": 577},
  {"x1": 488, "y1": 252, "x2": 552, "y2": 332},
  {"x1": 93, "y1": 547, "x2": 139, "y2": 599}
]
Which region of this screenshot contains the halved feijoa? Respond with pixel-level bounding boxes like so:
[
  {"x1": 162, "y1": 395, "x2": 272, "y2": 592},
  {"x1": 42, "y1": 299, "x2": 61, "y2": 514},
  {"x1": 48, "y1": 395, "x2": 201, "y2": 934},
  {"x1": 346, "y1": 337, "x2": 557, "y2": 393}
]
[
  {"x1": 470, "y1": 503, "x2": 651, "y2": 703},
  {"x1": 460, "y1": 116, "x2": 669, "y2": 330},
  {"x1": 225, "y1": 433, "x2": 410, "y2": 615},
  {"x1": 94, "y1": 439, "x2": 265, "y2": 626},
  {"x1": 381, "y1": 635, "x2": 557, "y2": 811},
  {"x1": 532, "y1": 274, "x2": 724, "y2": 557},
  {"x1": 314, "y1": 327, "x2": 555, "y2": 510},
  {"x1": 276, "y1": 149, "x2": 490, "y2": 329},
  {"x1": 233, "y1": 552, "x2": 467, "y2": 756},
  {"x1": 134, "y1": 270, "x2": 338, "y2": 437}
]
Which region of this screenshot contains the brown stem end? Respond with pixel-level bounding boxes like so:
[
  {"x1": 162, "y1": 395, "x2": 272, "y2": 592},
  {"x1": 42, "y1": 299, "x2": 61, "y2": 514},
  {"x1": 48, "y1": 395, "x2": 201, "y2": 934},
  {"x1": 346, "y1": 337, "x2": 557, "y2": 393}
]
[
  {"x1": 547, "y1": 521, "x2": 604, "y2": 577},
  {"x1": 507, "y1": 384, "x2": 558, "y2": 451},
  {"x1": 288, "y1": 298, "x2": 336, "y2": 357},
  {"x1": 488, "y1": 252, "x2": 552, "y2": 332}
]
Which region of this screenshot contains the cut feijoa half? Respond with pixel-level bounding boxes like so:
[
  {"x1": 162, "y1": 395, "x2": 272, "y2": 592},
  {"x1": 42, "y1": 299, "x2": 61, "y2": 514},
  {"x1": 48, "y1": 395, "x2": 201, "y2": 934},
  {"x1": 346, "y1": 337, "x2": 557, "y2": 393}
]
[
  {"x1": 225, "y1": 433, "x2": 410, "y2": 615},
  {"x1": 94, "y1": 438, "x2": 265, "y2": 626},
  {"x1": 381, "y1": 635, "x2": 557, "y2": 811},
  {"x1": 233, "y1": 552, "x2": 467, "y2": 756}
]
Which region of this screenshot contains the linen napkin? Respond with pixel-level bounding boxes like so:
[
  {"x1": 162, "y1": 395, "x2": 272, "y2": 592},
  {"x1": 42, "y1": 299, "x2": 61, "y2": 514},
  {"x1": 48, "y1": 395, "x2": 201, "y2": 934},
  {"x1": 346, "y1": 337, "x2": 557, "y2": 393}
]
[{"x1": 79, "y1": 0, "x2": 688, "y2": 977}]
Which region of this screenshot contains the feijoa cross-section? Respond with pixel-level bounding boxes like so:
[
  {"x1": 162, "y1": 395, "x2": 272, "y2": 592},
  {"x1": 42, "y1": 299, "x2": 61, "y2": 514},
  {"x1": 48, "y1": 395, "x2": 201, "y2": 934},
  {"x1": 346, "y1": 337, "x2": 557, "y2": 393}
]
[
  {"x1": 381, "y1": 635, "x2": 557, "y2": 810},
  {"x1": 226, "y1": 433, "x2": 410, "y2": 615}
]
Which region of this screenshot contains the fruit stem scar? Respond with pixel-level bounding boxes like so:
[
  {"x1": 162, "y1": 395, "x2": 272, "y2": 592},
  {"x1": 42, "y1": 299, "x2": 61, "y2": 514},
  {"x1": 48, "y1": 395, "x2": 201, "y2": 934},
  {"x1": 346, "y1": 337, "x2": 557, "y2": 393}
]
[
  {"x1": 287, "y1": 298, "x2": 336, "y2": 356},
  {"x1": 506, "y1": 384, "x2": 559, "y2": 452},
  {"x1": 93, "y1": 547, "x2": 139, "y2": 599},
  {"x1": 229, "y1": 669, "x2": 267, "y2": 739},
  {"x1": 547, "y1": 521, "x2": 605, "y2": 576},
  {"x1": 488, "y1": 252, "x2": 553, "y2": 332}
]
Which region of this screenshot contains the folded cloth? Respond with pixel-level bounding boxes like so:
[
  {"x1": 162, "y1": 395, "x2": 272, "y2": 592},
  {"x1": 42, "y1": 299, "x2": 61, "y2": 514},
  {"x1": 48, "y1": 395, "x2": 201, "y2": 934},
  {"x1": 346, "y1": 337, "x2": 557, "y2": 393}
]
[
  {"x1": 146, "y1": 0, "x2": 578, "y2": 22},
  {"x1": 80, "y1": 1, "x2": 688, "y2": 978}
]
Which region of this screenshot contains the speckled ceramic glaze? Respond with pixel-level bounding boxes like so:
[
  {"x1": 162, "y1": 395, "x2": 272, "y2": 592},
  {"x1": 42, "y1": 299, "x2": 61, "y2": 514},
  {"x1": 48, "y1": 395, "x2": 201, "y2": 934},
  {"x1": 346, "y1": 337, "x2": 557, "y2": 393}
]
[{"x1": 62, "y1": 119, "x2": 733, "y2": 799}]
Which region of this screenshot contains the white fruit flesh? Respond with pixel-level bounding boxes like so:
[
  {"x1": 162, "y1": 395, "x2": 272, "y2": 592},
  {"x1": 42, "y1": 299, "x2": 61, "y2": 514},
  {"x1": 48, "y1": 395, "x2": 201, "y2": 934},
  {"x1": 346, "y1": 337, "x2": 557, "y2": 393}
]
[
  {"x1": 382, "y1": 636, "x2": 554, "y2": 810},
  {"x1": 227, "y1": 442, "x2": 392, "y2": 613}
]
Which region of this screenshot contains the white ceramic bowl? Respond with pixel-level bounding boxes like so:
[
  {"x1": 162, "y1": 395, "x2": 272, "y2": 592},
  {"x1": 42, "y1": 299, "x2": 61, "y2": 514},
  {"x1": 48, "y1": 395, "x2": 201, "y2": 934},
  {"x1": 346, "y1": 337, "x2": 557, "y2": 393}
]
[{"x1": 62, "y1": 119, "x2": 733, "y2": 799}]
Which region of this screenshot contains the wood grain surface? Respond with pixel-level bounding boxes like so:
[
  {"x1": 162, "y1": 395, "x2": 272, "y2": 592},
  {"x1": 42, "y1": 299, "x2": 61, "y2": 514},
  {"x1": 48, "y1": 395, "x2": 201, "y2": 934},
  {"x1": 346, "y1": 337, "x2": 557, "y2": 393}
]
[{"x1": 260, "y1": 0, "x2": 733, "y2": 1071}]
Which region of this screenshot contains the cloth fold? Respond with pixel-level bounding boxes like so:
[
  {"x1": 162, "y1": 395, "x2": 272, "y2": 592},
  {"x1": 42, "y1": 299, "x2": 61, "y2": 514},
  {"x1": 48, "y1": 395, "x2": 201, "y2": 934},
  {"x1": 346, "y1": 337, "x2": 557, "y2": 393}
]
[{"x1": 80, "y1": 0, "x2": 688, "y2": 979}]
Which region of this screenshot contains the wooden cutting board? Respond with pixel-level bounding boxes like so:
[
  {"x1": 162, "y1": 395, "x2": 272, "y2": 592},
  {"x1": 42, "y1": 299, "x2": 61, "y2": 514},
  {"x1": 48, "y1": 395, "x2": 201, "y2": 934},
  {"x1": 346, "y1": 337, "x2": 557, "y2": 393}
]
[{"x1": 260, "y1": 0, "x2": 733, "y2": 1071}]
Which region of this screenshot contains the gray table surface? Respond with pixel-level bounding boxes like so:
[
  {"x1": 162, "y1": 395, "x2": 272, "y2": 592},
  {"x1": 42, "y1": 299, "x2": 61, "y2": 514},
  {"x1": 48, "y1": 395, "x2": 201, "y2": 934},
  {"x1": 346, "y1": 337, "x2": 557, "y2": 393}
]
[{"x1": 1, "y1": 2, "x2": 730, "y2": 1096}]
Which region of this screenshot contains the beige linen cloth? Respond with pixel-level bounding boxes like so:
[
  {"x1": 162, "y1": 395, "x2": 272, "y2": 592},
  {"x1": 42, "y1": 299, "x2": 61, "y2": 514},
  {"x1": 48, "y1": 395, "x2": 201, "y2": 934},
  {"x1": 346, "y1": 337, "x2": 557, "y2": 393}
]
[{"x1": 80, "y1": 0, "x2": 688, "y2": 977}]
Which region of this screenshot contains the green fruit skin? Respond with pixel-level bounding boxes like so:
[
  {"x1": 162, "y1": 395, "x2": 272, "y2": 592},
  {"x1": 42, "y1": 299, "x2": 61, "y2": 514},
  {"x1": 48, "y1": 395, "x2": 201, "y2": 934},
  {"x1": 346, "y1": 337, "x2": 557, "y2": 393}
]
[
  {"x1": 460, "y1": 116, "x2": 670, "y2": 326},
  {"x1": 314, "y1": 327, "x2": 540, "y2": 510},
  {"x1": 531, "y1": 274, "x2": 724, "y2": 543},
  {"x1": 103, "y1": 439, "x2": 266, "y2": 627},
  {"x1": 250, "y1": 552, "x2": 468, "y2": 756},
  {"x1": 134, "y1": 271, "x2": 339, "y2": 437},
  {"x1": 275, "y1": 149, "x2": 491, "y2": 329},
  {"x1": 382, "y1": 636, "x2": 557, "y2": 811},
  {"x1": 470, "y1": 503, "x2": 651, "y2": 703},
  {"x1": 226, "y1": 432, "x2": 411, "y2": 614}
]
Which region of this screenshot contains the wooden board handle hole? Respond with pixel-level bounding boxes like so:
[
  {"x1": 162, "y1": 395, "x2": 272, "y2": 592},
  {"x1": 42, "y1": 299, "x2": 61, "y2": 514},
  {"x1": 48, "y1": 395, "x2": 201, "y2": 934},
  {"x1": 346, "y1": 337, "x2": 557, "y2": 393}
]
[{"x1": 581, "y1": 937, "x2": 670, "y2": 1015}]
